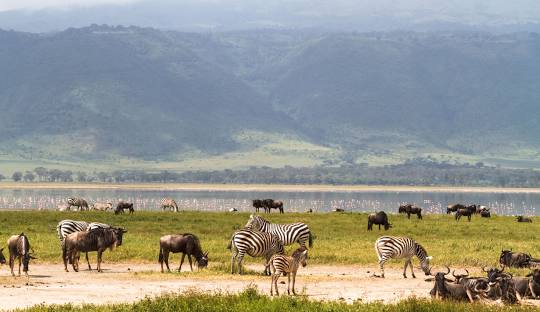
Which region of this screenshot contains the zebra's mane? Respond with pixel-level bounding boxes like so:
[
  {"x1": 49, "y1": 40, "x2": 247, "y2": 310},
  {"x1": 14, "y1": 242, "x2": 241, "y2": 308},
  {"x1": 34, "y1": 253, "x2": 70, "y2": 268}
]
[{"x1": 415, "y1": 242, "x2": 428, "y2": 259}]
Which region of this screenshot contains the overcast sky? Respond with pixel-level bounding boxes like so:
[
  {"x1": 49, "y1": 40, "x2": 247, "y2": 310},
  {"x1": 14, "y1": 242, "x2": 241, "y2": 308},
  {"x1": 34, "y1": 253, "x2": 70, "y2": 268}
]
[{"x1": 0, "y1": 0, "x2": 139, "y2": 11}]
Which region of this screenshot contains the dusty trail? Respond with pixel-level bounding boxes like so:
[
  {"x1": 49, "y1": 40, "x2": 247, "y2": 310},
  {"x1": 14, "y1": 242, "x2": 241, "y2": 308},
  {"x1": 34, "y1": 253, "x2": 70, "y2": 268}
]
[{"x1": 0, "y1": 263, "x2": 434, "y2": 310}]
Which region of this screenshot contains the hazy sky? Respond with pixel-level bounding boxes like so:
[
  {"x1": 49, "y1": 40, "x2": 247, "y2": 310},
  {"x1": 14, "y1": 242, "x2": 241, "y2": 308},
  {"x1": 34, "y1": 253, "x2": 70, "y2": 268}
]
[{"x1": 0, "y1": 0, "x2": 139, "y2": 11}]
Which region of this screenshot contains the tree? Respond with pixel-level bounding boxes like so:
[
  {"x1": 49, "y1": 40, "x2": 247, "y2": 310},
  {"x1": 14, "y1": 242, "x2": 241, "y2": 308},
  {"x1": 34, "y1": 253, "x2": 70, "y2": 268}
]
[
  {"x1": 0, "y1": 174, "x2": 5, "y2": 181},
  {"x1": 12, "y1": 171, "x2": 22, "y2": 182},
  {"x1": 34, "y1": 166, "x2": 48, "y2": 181},
  {"x1": 76, "y1": 171, "x2": 87, "y2": 182},
  {"x1": 23, "y1": 171, "x2": 35, "y2": 182}
]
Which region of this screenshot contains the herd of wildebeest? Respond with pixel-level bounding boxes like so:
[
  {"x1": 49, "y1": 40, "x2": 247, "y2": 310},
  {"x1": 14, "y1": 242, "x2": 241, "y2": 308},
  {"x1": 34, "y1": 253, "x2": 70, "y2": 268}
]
[{"x1": 0, "y1": 196, "x2": 538, "y2": 303}]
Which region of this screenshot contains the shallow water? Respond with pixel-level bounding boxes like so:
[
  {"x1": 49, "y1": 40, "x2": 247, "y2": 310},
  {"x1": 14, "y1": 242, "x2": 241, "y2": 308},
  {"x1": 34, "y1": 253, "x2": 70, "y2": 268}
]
[{"x1": 0, "y1": 188, "x2": 538, "y2": 216}]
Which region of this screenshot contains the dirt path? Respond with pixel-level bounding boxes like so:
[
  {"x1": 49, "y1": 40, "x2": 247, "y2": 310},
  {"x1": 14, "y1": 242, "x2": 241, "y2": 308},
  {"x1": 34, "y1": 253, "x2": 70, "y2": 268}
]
[{"x1": 0, "y1": 263, "x2": 434, "y2": 310}]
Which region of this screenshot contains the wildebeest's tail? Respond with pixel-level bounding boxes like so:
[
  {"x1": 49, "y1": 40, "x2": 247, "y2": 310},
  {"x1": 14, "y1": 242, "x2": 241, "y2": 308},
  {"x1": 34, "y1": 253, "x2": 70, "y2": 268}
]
[
  {"x1": 309, "y1": 232, "x2": 313, "y2": 248},
  {"x1": 158, "y1": 247, "x2": 164, "y2": 263}
]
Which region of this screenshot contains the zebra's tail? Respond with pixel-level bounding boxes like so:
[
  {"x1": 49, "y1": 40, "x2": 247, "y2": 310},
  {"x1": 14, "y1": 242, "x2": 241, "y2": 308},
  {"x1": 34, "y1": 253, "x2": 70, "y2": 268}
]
[
  {"x1": 226, "y1": 240, "x2": 232, "y2": 250},
  {"x1": 308, "y1": 232, "x2": 313, "y2": 248},
  {"x1": 158, "y1": 247, "x2": 164, "y2": 263}
]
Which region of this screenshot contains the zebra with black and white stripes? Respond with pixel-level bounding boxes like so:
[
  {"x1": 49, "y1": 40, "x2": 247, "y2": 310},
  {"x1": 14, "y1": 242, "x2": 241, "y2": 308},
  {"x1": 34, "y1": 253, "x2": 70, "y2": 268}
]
[
  {"x1": 56, "y1": 219, "x2": 112, "y2": 270},
  {"x1": 227, "y1": 229, "x2": 284, "y2": 275},
  {"x1": 269, "y1": 247, "x2": 308, "y2": 296},
  {"x1": 244, "y1": 215, "x2": 313, "y2": 248},
  {"x1": 374, "y1": 236, "x2": 432, "y2": 278}
]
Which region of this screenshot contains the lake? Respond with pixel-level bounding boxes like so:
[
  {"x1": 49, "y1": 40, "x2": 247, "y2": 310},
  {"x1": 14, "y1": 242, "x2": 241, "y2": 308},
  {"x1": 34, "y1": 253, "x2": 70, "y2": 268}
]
[{"x1": 0, "y1": 187, "x2": 538, "y2": 216}]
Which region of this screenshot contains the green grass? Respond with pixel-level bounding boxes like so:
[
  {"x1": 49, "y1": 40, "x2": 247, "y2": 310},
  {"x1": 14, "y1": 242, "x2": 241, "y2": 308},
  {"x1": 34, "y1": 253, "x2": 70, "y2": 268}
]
[
  {"x1": 0, "y1": 211, "x2": 538, "y2": 271},
  {"x1": 16, "y1": 287, "x2": 540, "y2": 312}
]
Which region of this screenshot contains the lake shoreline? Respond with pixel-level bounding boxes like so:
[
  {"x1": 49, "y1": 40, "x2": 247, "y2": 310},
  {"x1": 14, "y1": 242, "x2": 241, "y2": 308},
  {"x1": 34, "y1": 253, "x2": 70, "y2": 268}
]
[{"x1": 0, "y1": 182, "x2": 539, "y2": 193}]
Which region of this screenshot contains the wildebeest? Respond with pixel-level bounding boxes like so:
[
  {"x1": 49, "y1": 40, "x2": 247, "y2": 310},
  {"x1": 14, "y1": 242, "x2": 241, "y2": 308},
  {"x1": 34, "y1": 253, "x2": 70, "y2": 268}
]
[
  {"x1": 91, "y1": 202, "x2": 113, "y2": 211},
  {"x1": 67, "y1": 197, "x2": 89, "y2": 211},
  {"x1": 499, "y1": 250, "x2": 538, "y2": 268},
  {"x1": 160, "y1": 198, "x2": 179, "y2": 212},
  {"x1": 517, "y1": 216, "x2": 533, "y2": 223},
  {"x1": 252, "y1": 199, "x2": 265, "y2": 213},
  {"x1": 447, "y1": 204, "x2": 464, "y2": 214},
  {"x1": 451, "y1": 269, "x2": 491, "y2": 302},
  {"x1": 367, "y1": 211, "x2": 392, "y2": 231},
  {"x1": 114, "y1": 201, "x2": 134, "y2": 215},
  {"x1": 7, "y1": 233, "x2": 36, "y2": 276},
  {"x1": 526, "y1": 269, "x2": 540, "y2": 298},
  {"x1": 429, "y1": 266, "x2": 469, "y2": 301},
  {"x1": 62, "y1": 227, "x2": 127, "y2": 272},
  {"x1": 484, "y1": 266, "x2": 519, "y2": 304},
  {"x1": 398, "y1": 204, "x2": 422, "y2": 219},
  {"x1": 0, "y1": 247, "x2": 6, "y2": 265},
  {"x1": 332, "y1": 208, "x2": 345, "y2": 212},
  {"x1": 455, "y1": 207, "x2": 474, "y2": 222},
  {"x1": 158, "y1": 233, "x2": 208, "y2": 273},
  {"x1": 480, "y1": 209, "x2": 491, "y2": 218},
  {"x1": 263, "y1": 199, "x2": 284, "y2": 214}
]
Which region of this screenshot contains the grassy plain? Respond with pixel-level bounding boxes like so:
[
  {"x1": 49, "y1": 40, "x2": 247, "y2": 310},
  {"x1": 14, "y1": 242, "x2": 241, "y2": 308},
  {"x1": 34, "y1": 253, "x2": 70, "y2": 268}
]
[
  {"x1": 0, "y1": 211, "x2": 538, "y2": 270},
  {"x1": 16, "y1": 287, "x2": 540, "y2": 312}
]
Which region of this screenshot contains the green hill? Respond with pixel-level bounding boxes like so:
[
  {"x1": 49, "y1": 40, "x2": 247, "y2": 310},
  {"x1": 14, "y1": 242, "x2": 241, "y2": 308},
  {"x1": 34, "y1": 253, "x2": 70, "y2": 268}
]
[{"x1": 0, "y1": 26, "x2": 539, "y2": 173}]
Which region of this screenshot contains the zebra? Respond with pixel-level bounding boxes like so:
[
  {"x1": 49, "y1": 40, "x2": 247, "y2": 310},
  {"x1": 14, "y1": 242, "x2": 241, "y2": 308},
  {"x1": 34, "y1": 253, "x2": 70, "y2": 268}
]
[
  {"x1": 269, "y1": 247, "x2": 308, "y2": 296},
  {"x1": 56, "y1": 219, "x2": 111, "y2": 270},
  {"x1": 227, "y1": 229, "x2": 285, "y2": 275},
  {"x1": 67, "y1": 197, "x2": 89, "y2": 211},
  {"x1": 160, "y1": 198, "x2": 179, "y2": 212},
  {"x1": 374, "y1": 236, "x2": 432, "y2": 278},
  {"x1": 244, "y1": 215, "x2": 313, "y2": 248}
]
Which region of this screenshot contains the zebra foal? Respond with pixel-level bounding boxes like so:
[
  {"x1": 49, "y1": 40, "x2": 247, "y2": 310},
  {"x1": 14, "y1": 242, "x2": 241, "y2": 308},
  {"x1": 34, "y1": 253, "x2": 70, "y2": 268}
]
[
  {"x1": 244, "y1": 215, "x2": 313, "y2": 248},
  {"x1": 228, "y1": 229, "x2": 284, "y2": 275},
  {"x1": 374, "y1": 236, "x2": 432, "y2": 278},
  {"x1": 270, "y1": 247, "x2": 308, "y2": 296}
]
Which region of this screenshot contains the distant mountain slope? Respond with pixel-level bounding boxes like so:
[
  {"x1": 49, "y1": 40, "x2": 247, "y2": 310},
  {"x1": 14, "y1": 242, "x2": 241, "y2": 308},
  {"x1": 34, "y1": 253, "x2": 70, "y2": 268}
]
[{"x1": 0, "y1": 26, "x2": 538, "y2": 170}]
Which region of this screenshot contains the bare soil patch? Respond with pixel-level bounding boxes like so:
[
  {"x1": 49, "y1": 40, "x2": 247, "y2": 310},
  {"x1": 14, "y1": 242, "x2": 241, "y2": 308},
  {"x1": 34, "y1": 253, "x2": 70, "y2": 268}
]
[{"x1": 0, "y1": 263, "x2": 434, "y2": 310}]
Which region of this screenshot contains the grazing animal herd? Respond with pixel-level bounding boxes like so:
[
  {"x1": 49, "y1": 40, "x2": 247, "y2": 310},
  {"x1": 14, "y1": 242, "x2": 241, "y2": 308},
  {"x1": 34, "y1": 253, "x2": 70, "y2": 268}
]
[{"x1": 1, "y1": 197, "x2": 538, "y2": 304}]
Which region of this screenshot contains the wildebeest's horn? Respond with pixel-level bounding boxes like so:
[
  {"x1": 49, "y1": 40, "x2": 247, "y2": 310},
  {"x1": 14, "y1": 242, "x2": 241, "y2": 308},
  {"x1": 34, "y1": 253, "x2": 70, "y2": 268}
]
[
  {"x1": 464, "y1": 269, "x2": 469, "y2": 276},
  {"x1": 452, "y1": 270, "x2": 458, "y2": 279},
  {"x1": 482, "y1": 266, "x2": 488, "y2": 273},
  {"x1": 500, "y1": 264, "x2": 505, "y2": 272},
  {"x1": 444, "y1": 265, "x2": 450, "y2": 275}
]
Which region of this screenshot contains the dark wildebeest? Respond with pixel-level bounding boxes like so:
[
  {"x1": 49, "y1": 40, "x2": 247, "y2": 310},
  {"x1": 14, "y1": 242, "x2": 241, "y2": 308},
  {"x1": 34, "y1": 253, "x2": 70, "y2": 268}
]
[
  {"x1": 499, "y1": 250, "x2": 537, "y2": 268},
  {"x1": 263, "y1": 199, "x2": 284, "y2": 214},
  {"x1": 526, "y1": 269, "x2": 540, "y2": 298},
  {"x1": 367, "y1": 211, "x2": 392, "y2": 231},
  {"x1": 63, "y1": 227, "x2": 127, "y2": 272},
  {"x1": 398, "y1": 204, "x2": 422, "y2": 219},
  {"x1": 447, "y1": 204, "x2": 464, "y2": 214},
  {"x1": 7, "y1": 233, "x2": 36, "y2": 276},
  {"x1": 0, "y1": 247, "x2": 6, "y2": 265},
  {"x1": 484, "y1": 266, "x2": 521, "y2": 303},
  {"x1": 480, "y1": 209, "x2": 491, "y2": 218},
  {"x1": 455, "y1": 206, "x2": 475, "y2": 222},
  {"x1": 517, "y1": 216, "x2": 533, "y2": 223},
  {"x1": 158, "y1": 233, "x2": 208, "y2": 273},
  {"x1": 451, "y1": 269, "x2": 491, "y2": 302},
  {"x1": 67, "y1": 197, "x2": 89, "y2": 211},
  {"x1": 429, "y1": 266, "x2": 469, "y2": 301},
  {"x1": 252, "y1": 199, "x2": 265, "y2": 213},
  {"x1": 114, "y1": 201, "x2": 134, "y2": 215}
]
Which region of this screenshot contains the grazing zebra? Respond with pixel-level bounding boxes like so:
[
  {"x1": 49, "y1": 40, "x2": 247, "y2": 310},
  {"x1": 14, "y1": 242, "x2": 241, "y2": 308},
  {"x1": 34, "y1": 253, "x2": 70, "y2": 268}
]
[
  {"x1": 227, "y1": 229, "x2": 284, "y2": 275},
  {"x1": 244, "y1": 215, "x2": 313, "y2": 248},
  {"x1": 269, "y1": 247, "x2": 308, "y2": 296},
  {"x1": 160, "y1": 198, "x2": 179, "y2": 212},
  {"x1": 374, "y1": 236, "x2": 432, "y2": 278},
  {"x1": 67, "y1": 197, "x2": 89, "y2": 211},
  {"x1": 56, "y1": 220, "x2": 111, "y2": 270}
]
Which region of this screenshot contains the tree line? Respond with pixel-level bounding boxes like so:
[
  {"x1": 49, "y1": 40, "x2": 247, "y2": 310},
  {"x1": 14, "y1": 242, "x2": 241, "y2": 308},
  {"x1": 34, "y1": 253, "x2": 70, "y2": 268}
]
[{"x1": 1, "y1": 160, "x2": 540, "y2": 187}]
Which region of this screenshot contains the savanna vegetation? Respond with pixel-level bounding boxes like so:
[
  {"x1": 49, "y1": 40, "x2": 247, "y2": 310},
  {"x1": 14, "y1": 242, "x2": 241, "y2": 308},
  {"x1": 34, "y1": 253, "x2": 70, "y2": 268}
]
[
  {"x1": 0, "y1": 211, "x2": 538, "y2": 270},
  {"x1": 16, "y1": 287, "x2": 540, "y2": 312},
  {"x1": 3, "y1": 159, "x2": 540, "y2": 187}
]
